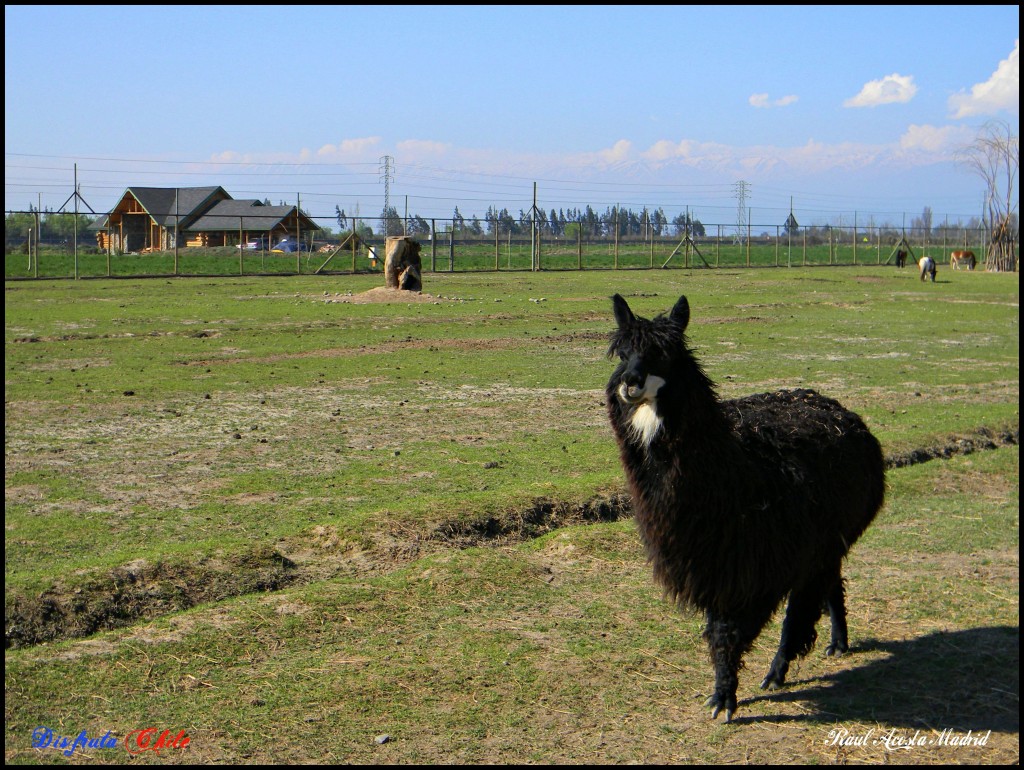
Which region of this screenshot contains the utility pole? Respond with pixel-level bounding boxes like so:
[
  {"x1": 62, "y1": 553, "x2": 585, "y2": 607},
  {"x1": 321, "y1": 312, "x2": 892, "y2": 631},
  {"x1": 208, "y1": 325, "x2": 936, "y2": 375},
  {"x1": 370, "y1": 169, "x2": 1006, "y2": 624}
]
[
  {"x1": 379, "y1": 155, "x2": 394, "y2": 238},
  {"x1": 57, "y1": 164, "x2": 96, "y2": 280},
  {"x1": 734, "y1": 180, "x2": 750, "y2": 244},
  {"x1": 531, "y1": 182, "x2": 538, "y2": 270}
]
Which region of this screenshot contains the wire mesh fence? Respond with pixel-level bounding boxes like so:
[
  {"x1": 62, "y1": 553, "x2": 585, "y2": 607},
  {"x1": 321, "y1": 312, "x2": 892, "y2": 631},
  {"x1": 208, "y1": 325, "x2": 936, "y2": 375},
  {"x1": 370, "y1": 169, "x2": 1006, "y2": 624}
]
[{"x1": 3, "y1": 210, "x2": 1008, "y2": 280}]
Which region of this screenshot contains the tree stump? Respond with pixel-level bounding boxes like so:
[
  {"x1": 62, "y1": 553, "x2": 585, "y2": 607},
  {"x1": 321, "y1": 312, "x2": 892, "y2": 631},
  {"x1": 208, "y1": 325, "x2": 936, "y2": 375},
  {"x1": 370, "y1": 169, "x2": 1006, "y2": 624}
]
[{"x1": 384, "y1": 236, "x2": 423, "y2": 292}]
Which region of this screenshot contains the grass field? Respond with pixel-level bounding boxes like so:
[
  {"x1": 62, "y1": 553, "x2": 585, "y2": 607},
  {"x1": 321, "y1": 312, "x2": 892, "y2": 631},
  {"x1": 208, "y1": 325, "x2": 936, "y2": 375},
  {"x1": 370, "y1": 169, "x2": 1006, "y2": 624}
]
[{"x1": 4, "y1": 265, "x2": 1019, "y2": 763}]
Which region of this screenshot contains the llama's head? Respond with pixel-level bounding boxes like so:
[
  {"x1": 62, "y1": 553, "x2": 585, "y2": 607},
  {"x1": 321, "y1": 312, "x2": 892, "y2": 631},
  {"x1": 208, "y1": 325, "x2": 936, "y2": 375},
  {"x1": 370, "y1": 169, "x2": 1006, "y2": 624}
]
[{"x1": 607, "y1": 294, "x2": 708, "y2": 446}]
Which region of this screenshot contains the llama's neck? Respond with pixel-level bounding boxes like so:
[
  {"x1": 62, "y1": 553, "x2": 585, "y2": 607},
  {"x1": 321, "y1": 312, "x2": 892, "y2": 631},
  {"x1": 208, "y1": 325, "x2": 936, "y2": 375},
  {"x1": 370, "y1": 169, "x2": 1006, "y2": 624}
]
[{"x1": 617, "y1": 389, "x2": 747, "y2": 500}]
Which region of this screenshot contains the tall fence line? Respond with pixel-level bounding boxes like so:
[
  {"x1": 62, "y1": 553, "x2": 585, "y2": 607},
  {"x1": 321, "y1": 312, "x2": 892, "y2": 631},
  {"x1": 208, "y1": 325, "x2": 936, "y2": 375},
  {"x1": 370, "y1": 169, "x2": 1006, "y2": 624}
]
[{"x1": 4, "y1": 211, "x2": 1015, "y2": 280}]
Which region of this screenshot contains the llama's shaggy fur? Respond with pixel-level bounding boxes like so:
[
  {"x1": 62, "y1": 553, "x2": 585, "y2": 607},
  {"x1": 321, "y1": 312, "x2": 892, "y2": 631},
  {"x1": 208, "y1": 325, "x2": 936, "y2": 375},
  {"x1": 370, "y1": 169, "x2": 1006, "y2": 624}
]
[{"x1": 606, "y1": 294, "x2": 885, "y2": 722}]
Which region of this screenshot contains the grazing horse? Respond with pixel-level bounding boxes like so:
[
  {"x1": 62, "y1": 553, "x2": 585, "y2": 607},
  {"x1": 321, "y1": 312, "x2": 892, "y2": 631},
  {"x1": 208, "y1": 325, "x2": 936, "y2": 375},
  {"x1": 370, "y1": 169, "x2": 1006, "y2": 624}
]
[
  {"x1": 895, "y1": 249, "x2": 908, "y2": 268},
  {"x1": 919, "y1": 256, "x2": 937, "y2": 282},
  {"x1": 950, "y1": 250, "x2": 976, "y2": 271}
]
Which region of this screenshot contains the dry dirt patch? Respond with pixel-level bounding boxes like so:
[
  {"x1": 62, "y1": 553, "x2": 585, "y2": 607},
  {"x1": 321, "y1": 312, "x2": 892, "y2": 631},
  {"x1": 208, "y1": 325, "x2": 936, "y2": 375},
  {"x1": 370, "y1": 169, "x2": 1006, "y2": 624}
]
[{"x1": 323, "y1": 286, "x2": 446, "y2": 304}]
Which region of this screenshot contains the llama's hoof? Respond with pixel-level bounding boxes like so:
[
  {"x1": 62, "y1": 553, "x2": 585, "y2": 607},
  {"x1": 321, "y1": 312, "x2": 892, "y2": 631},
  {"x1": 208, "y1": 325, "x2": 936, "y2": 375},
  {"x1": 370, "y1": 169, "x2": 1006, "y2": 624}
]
[
  {"x1": 759, "y1": 673, "x2": 784, "y2": 691},
  {"x1": 825, "y1": 640, "x2": 849, "y2": 657},
  {"x1": 704, "y1": 694, "x2": 736, "y2": 722},
  {"x1": 760, "y1": 658, "x2": 789, "y2": 690}
]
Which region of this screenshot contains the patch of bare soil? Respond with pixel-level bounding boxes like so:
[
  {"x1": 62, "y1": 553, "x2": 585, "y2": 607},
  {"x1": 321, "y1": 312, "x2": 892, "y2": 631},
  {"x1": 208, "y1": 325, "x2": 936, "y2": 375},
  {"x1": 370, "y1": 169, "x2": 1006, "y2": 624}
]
[
  {"x1": 5, "y1": 429, "x2": 1018, "y2": 651},
  {"x1": 327, "y1": 286, "x2": 444, "y2": 304}
]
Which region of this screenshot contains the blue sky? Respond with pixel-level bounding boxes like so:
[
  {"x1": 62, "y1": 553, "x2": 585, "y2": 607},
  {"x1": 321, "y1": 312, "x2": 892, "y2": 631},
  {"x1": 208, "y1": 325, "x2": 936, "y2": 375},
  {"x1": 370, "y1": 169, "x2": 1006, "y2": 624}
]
[{"x1": 4, "y1": 5, "x2": 1019, "y2": 229}]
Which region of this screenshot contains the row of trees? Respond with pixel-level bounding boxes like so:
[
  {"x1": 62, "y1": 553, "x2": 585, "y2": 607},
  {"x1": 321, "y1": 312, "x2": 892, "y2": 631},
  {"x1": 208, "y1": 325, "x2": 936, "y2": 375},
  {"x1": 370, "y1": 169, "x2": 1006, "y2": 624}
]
[
  {"x1": 347, "y1": 201, "x2": 1007, "y2": 244},
  {"x1": 4, "y1": 207, "x2": 94, "y2": 244},
  {"x1": 345, "y1": 204, "x2": 708, "y2": 240}
]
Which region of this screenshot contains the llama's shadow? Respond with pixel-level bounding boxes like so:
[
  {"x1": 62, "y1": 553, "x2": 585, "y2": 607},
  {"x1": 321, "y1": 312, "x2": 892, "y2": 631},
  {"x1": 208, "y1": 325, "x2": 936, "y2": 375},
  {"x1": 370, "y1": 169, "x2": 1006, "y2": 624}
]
[{"x1": 735, "y1": 625, "x2": 1019, "y2": 730}]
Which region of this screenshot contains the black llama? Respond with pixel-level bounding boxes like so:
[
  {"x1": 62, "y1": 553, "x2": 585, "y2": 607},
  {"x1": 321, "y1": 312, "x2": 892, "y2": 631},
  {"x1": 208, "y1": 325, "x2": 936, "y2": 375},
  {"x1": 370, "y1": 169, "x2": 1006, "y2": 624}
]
[{"x1": 606, "y1": 294, "x2": 885, "y2": 722}]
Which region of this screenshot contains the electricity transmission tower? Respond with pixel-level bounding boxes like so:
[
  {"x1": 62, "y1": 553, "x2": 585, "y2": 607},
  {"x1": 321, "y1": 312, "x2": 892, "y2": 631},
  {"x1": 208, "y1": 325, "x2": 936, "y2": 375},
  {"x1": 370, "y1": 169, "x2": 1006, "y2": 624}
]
[
  {"x1": 379, "y1": 155, "x2": 394, "y2": 237},
  {"x1": 733, "y1": 180, "x2": 750, "y2": 244}
]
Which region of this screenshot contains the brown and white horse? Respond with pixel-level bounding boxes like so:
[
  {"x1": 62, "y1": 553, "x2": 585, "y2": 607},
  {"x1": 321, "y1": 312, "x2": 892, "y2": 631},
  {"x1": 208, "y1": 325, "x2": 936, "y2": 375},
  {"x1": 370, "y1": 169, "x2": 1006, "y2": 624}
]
[{"x1": 950, "y1": 250, "x2": 976, "y2": 270}]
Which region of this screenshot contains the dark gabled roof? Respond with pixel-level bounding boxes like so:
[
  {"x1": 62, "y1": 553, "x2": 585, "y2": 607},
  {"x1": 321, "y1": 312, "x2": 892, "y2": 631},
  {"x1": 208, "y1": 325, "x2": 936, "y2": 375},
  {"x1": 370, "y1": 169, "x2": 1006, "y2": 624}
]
[
  {"x1": 127, "y1": 186, "x2": 228, "y2": 227},
  {"x1": 186, "y1": 199, "x2": 320, "y2": 232},
  {"x1": 90, "y1": 186, "x2": 319, "y2": 233},
  {"x1": 91, "y1": 186, "x2": 229, "y2": 230}
]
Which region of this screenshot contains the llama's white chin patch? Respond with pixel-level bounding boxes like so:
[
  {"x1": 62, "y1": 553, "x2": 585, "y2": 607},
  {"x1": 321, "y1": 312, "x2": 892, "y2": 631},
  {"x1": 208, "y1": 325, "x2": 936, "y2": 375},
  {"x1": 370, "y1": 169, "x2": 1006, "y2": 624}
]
[
  {"x1": 618, "y1": 374, "x2": 665, "y2": 447},
  {"x1": 629, "y1": 402, "x2": 663, "y2": 447}
]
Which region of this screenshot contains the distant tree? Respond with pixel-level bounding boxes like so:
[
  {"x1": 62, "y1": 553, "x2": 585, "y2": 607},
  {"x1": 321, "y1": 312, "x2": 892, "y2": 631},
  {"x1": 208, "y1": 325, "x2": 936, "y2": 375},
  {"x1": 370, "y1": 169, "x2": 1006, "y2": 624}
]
[
  {"x1": 42, "y1": 211, "x2": 93, "y2": 240},
  {"x1": 380, "y1": 205, "x2": 402, "y2": 237},
  {"x1": 484, "y1": 206, "x2": 500, "y2": 235},
  {"x1": 407, "y1": 215, "x2": 431, "y2": 236},
  {"x1": 4, "y1": 209, "x2": 36, "y2": 236},
  {"x1": 651, "y1": 208, "x2": 668, "y2": 237},
  {"x1": 672, "y1": 212, "x2": 705, "y2": 238},
  {"x1": 957, "y1": 119, "x2": 1019, "y2": 271},
  {"x1": 911, "y1": 206, "x2": 934, "y2": 237},
  {"x1": 553, "y1": 209, "x2": 563, "y2": 237}
]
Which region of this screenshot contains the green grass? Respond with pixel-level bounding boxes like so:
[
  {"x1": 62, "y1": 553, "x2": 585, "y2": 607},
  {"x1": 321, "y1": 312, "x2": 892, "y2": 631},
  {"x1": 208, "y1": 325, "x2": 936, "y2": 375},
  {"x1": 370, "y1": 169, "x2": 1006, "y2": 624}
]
[
  {"x1": 4, "y1": 268, "x2": 1018, "y2": 590},
  {"x1": 6, "y1": 235, "x2": 936, "y2": 279},
  {"x1": 4, "y1": 265, "x2": 1019, "y2": 763}
]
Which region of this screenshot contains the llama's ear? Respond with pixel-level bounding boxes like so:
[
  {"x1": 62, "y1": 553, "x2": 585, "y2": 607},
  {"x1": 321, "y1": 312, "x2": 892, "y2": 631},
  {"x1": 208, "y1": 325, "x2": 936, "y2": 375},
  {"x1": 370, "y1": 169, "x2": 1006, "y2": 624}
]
[
  {"x1": 670, "y1": 295, "x2": 690, "y2": 331},
  {"x1": 612, "y1": 294, "x2": 634, "y2": 328}
]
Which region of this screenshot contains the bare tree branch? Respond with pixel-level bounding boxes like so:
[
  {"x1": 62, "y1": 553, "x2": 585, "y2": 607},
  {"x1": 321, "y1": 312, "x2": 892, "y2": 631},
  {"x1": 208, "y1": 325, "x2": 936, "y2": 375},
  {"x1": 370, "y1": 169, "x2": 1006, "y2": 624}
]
[{"x1": 956, "y1": 121, "x2": 1019, "y2": 271}]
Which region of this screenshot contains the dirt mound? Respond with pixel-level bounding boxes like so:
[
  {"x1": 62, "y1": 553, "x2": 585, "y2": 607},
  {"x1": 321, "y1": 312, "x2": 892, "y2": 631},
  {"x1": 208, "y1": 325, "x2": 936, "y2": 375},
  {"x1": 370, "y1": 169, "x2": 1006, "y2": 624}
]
[
  {"x1": 884, "y1": 426, "x2": 1019, "y2": 469},
  {"x1": 339, "y1": 286, "x2": 441, "y2": 304},
  {"x1": 5, "y1": 546, "x2": 296, "y2": 649}
]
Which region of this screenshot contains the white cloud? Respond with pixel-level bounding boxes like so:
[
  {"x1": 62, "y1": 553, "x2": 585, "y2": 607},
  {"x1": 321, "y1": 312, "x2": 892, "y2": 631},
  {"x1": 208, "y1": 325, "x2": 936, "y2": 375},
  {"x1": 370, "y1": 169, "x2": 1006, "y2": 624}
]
[
  {"x1": 207, "y1": 126, "x2": 969, "y2": 201},
  {"x1": 843, "y1": 73, "x2": 917, "y2": 108},
  {"x1": 948, "y1": 39, "x2": 1019, "y2": 118},
  {"x1": 590, "y1": 139, "x2": 633, "y2": 164},
  {"x1": 316, "y1": 137, "x2": 382, "y2": 158},
  {"x1": 750, "y1": 93, "x2": 798, "y2": 108},
  {"x1": 899, "y1": 124, "x2": 974, "y2": 153},
  {"x1": 396, "y1": 139, "x2": 450, "y2": 156},
  {"x1": 640, "y1": 138, "x2": 727, "y2": 164}
]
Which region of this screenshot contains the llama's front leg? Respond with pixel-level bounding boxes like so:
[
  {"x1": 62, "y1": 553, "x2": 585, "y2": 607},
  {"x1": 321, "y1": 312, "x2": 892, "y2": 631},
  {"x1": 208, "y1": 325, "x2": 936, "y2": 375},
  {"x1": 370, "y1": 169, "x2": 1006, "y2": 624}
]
[
  {"x1": 825, "y1": 579, "x2": 849, "y2": 657},
  {"x1": 703, "y1": 612, "x2": 758, "y2": 722}
]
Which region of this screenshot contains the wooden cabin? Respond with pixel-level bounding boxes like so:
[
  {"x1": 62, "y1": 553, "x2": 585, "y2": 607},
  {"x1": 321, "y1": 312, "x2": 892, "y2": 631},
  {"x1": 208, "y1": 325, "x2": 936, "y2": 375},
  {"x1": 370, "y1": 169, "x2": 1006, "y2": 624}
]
[{"x1": 92, "y1": 186, "x2": 318, "y2": 252}]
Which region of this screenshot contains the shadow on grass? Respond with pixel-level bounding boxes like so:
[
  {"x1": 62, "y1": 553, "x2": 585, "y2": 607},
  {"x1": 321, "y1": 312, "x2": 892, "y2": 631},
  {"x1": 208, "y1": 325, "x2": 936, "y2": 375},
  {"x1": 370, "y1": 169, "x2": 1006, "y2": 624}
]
[{"x1": 737, "y1": 625, "x2": 1019, "y2": 731}]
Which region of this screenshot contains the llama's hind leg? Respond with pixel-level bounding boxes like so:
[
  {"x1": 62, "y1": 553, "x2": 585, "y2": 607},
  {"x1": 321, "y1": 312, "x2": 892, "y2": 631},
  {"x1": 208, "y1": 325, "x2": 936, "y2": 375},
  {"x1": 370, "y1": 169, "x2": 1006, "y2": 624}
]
[{"x1": 760, "y1": 586, "x2": 827, "y2": 690}]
